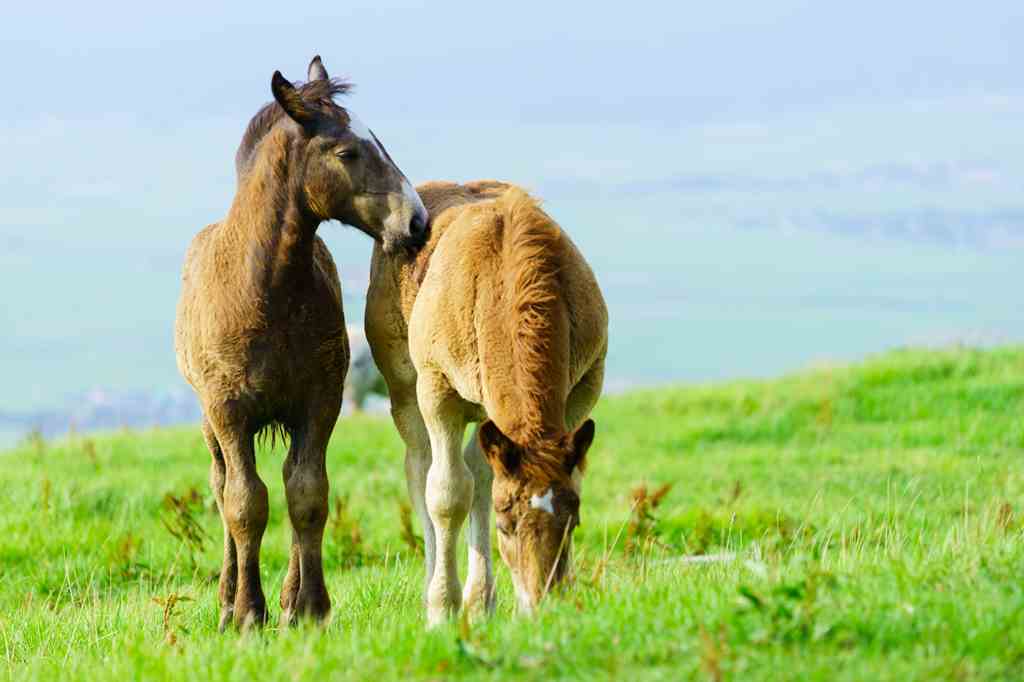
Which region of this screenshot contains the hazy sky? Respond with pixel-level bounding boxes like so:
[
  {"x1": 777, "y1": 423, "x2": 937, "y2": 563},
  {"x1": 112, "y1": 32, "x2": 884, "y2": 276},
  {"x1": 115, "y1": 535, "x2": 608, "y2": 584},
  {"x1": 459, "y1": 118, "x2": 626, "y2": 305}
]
[
  {"x1": 5, "y1": 2, "x2": 1022, "y2": 197},
  {"x1": 1, "y1": 1, "x2": 1022, "y2": 411}
]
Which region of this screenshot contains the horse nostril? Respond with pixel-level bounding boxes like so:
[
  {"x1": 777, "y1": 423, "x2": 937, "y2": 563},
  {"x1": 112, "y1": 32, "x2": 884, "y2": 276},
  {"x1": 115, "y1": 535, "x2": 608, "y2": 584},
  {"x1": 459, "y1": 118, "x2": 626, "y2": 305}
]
[{"x1": 409, "y1": 213, "x2": 427, "y2": 238}]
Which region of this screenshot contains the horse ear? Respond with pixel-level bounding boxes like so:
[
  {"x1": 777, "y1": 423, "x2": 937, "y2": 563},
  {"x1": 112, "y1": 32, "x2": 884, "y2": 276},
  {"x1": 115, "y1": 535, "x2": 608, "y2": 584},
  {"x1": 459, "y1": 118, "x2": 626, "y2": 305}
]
[
  {"x1": 271, "y1": 71, "x2": 316, "y2": 131},
  {"x1": 566, "y1": 419, "x2": 595, "y2": 473},
  {"x1": 307, "y1": 55, "x2": 329, "y2": 82},
  {"x1": 479, "y1": 421, "x2": 520, "y2": 476}
]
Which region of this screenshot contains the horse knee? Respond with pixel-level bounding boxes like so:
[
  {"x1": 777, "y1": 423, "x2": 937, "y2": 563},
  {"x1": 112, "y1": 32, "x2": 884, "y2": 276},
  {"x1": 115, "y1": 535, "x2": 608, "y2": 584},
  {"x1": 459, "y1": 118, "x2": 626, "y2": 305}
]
[
  {"x1": 224, "y1": 475, "x2": 269, "y2": 536},
  {"x1": 426, "y1": 462, "x2": 473, "y2": 525}
]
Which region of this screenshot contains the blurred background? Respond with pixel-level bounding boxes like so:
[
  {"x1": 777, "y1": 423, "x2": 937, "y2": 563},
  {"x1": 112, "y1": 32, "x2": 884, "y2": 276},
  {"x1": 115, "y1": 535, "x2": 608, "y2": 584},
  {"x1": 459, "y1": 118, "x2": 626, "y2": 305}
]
[{"x1": 1, "y1": 1, "x2": 1021, "y2": 445}]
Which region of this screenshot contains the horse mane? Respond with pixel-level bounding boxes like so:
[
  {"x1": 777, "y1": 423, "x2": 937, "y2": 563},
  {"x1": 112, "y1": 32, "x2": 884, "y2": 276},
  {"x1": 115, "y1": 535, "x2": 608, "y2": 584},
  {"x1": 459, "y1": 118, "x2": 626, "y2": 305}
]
[
  {"x1": 235, "y1": 77, "x2": 353, "y2": 178},
  {"x1": 518, "y1": 437, "x2": 582, "y2": 487},
  {"x1": 495, "y1": 188, "x2": 569, "y2": 452}
]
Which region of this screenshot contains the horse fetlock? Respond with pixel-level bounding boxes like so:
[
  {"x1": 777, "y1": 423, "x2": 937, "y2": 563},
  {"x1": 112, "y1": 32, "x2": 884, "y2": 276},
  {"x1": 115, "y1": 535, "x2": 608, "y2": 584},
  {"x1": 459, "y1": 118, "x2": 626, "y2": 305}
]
[
  {"x1": 461, "y1": 576, "x2": 496, "y2": 617},
  {"x1": 426, "y1": 576, "x2": 462, "y2": 626},
  {"x1": 280, "y1": 590, "x2": 330, "y2": 627},
  {"x1": 236, "y1": 608, "x2": 268, "y2": 631},
  {"x1": 218, "y1": 605, "x2": 235, "y2": 633},
  {"x1": 295, "y1": 587, "x2": 331, "y2": 622},
  {"x1": 425, "y1": 604, "x2": 452, "y2": 628},
  {"x1": 232, "y1": 593, "x2": 268, "y2": 630}
]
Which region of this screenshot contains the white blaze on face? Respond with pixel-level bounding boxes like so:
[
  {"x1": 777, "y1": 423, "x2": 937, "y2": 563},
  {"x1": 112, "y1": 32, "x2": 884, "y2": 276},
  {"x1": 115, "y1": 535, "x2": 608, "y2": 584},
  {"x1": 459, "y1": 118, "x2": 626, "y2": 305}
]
[
  {"x1": 530, "y1": 488, "x2": 555, "y2": 516},
  {"x1": 345, "y1": 110, "x2": 382, "y2": 155},
  {"x1": 347, "y1": 110, "x2": 428, "y2": 222},
  {"x1": 404, "y1": 176, "x2": 428, "y2": 221}
]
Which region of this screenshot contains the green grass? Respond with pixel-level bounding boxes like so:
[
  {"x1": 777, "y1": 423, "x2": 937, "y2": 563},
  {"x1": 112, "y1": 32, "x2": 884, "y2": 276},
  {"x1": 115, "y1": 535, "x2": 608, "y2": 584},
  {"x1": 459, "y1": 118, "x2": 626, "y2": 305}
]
[{"x1": 2, "y1": 347, "x2": 1023, "y2": 681}]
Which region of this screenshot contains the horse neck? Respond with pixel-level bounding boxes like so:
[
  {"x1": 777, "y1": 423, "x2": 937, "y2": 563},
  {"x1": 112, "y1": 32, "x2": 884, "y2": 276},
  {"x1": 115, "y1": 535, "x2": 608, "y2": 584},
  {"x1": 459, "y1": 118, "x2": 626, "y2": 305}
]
[
  {"x1": 221, "y1": 132, "x2": 320, "y2": 298},
  {"x1": 481, "y1": 295, "x2": 570, "y2": 444},
  {"x1": 490, "y1": 189, "x2": 571, "y2": 444}
]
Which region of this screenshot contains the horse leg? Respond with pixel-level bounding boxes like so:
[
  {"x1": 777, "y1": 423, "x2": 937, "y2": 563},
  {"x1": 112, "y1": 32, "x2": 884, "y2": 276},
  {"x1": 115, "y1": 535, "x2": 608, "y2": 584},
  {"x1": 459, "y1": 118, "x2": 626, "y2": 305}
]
[
  {"x1": 391, "y1": 389, "x2": 436, "y2": 598},
  {"x1": 279, "y1": 434, "x2": 303, "y2": 622},
  {"x1": 564, "y1": 357, "x2": 604, "y2": 434},
  {"x1": 564, "y1": 359, "x2": 604, "y2": 500},
  {"x1": 417, "y1": 371, "x2": 471, "y2": 626},
  {"x1": 462, "y1": 425, "x2": 495, "y2": 618},
  {"x1": 281, "y1": 416, "x2": 334, "y2": 624},
  {"x1": 202, "y1": 416, "x2": 238, "y2": 632},
  {"x1": 209, "y1": 413, "x2": 269, "y2": 629}
]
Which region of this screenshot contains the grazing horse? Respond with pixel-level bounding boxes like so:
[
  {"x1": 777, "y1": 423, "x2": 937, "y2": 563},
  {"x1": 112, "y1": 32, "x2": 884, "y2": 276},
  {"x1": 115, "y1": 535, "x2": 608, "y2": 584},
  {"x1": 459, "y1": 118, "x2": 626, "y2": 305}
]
[
  {"x1": 174, "y1": 57, "x2": 427, "y2": 630},
  {"x1": 366, "y1": 181, "x2": 607, "y2": 624}
]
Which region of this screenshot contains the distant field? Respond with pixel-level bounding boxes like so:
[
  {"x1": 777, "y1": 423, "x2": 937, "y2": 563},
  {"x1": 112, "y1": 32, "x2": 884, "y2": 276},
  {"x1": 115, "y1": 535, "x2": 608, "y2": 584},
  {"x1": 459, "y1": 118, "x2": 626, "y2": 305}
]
[{"x1": 1, "y1": 347, "x2": 1022, "y2": 681}]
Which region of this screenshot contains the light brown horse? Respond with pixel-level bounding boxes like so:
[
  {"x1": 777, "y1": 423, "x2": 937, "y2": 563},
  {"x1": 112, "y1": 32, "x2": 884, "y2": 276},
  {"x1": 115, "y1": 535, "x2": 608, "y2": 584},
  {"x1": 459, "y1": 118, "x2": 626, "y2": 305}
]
[
  {"x1": 175, "y1": 57, "x2": 427, "y2": 630},
  {"x1": 366, "y1": 181, "x2": 607, "y2": 624}
]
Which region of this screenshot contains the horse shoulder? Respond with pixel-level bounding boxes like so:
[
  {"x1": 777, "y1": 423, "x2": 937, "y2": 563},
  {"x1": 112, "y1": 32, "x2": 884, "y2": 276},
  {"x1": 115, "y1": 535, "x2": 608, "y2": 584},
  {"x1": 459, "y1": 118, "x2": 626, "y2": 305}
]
[{"x1": 408, "y1": 209, "x2": 502, "y2": 406}]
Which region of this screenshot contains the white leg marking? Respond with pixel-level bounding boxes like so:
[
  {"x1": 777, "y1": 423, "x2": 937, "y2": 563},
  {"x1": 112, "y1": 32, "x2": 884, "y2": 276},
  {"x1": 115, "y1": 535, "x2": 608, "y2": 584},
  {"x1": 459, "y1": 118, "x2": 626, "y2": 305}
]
[
  {"x1": 418, "y1": 383, "x2": 472, "y2": 626},
  {"x1": 404, "y1": 178, "x2": 428, "y2": 221},
  {"x1": 462, "y1": 430, "x2": 495, "y2": 614}
]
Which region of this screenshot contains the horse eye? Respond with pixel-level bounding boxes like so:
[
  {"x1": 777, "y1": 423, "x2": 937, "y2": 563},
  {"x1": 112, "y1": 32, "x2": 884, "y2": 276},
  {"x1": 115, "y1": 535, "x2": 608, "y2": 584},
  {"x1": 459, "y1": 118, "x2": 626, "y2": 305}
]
[{"x1": 335, "y1": 149, "x2": 359, "y2": 160}]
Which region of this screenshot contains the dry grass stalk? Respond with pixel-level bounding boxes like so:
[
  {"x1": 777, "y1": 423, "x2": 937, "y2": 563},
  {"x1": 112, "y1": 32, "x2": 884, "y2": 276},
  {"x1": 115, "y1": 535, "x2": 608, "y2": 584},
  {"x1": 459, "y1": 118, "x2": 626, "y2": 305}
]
[
  {"x1": 625, "y1": 482, "x2": 673, "y2": 555},
  {"x1": 397, "y1": 500, "x2": 423, "y2": 556}
]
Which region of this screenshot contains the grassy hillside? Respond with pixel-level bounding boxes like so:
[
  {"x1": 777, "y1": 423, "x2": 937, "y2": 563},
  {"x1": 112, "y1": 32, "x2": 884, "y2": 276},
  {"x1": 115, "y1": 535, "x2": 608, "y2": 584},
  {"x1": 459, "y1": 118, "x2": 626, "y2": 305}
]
[{"x1": 1, "y1": 347, "x2": 1022, "y2": 681}]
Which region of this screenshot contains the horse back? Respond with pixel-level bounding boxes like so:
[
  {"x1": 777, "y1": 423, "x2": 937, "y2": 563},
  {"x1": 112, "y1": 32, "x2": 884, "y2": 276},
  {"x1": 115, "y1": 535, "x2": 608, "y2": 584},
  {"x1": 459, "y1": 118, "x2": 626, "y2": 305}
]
[{"x1": 408, "y1": 184, "x2": 608, "y2": 439}]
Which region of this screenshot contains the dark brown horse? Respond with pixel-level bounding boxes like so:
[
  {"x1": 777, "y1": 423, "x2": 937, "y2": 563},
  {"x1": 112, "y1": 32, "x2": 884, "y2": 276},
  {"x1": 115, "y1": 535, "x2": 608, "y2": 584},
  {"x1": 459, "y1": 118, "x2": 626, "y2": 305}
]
[{"x1": 174, "y1": 56, "x2": 426, "y2": 630}]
